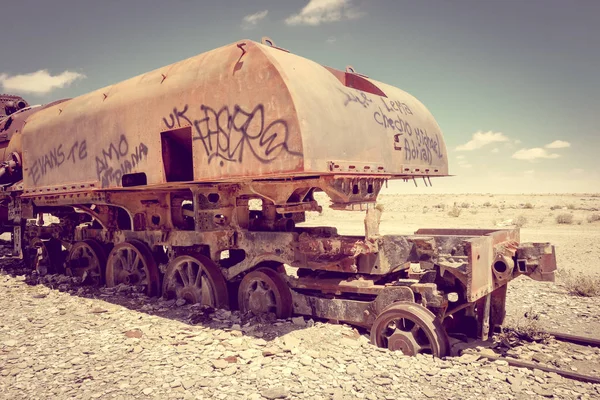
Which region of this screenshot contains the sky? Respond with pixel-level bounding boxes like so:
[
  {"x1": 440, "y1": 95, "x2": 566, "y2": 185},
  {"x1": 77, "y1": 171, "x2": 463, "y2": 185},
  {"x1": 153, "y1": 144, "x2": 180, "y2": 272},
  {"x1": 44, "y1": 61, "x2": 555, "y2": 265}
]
[{"x1": 1, "y1": 0, "x2": 599, "y2": 194}]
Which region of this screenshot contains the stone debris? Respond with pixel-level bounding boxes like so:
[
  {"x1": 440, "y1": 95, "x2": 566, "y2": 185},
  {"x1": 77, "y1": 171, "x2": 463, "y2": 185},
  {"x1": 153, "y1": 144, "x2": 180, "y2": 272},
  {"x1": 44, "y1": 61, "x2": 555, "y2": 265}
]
[{"x1": 0, "y1": 262, "x2": 599, "y2": 400}]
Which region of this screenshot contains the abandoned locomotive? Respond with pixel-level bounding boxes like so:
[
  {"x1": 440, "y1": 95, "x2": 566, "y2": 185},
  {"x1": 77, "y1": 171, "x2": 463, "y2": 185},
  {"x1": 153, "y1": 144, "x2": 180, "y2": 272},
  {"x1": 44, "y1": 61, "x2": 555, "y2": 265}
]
[{"x1": 0, "y1": 38, "x2": 556, "y2": 356}]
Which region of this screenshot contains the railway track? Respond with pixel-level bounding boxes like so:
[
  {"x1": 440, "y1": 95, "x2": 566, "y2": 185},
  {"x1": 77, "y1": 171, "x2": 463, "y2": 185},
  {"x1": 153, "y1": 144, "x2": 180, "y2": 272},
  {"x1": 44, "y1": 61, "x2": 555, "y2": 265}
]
[{"x1": 482, "y1": 328, "x2": 600, "y2": 384}]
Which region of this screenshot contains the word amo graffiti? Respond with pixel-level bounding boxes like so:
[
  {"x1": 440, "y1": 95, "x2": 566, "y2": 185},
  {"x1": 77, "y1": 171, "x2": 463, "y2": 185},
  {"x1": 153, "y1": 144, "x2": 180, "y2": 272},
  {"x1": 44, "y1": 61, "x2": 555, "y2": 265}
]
[
  {"x1": 95, "y1": 134, "x2": 148, "y2": 188},
  {"x1": 28, "y1": 140, "x2": 87, "y2": 185},
  {"x1": 400, "y1": 128, "x2": 444, "y2": 165},
  {"x1": 162, "y1": 104, "x2": 302, "y2": 166},
  {"x1": 339, "y1": 89, "x2": 373, "y2": 108}
]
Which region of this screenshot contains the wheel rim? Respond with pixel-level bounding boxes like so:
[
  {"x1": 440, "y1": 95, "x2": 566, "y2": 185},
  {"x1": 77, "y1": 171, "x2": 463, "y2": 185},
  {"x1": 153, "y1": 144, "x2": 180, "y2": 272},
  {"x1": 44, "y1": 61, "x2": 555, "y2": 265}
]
[
  {"x1": 106, "y1": 240, "x2": 160, "y2": 296},
  {"x1": 238, "y1": 267, "x2": 292, "y2": 319},
  {"x1": 370, "y1": 302, "x2": 449, "y2": 357},
  {"x1": 65, "y1": 239, "x2": 106, "y2": 285},
  {"x1": 162, "y1": 254, "x2": 228, "y2": 308}
]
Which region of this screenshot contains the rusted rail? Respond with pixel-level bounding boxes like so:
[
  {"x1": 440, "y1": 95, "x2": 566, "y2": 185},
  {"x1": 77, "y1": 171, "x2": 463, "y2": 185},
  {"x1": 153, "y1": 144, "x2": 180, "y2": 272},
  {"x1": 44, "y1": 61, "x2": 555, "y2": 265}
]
[
  {"x1": 545, "y1": 330, "x2": 600, "y2": 348},
  {"x1": 477, "y1": 353, "x2": 600, "y2": 385},
  {"x1": 496, "y1": 325, "x2": 600, "y2": 348}
]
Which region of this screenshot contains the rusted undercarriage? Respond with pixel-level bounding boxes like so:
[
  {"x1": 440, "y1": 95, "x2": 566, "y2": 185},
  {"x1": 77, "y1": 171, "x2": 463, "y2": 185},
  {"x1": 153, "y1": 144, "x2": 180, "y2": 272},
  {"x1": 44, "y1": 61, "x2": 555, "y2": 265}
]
[{"x1": 1, "y1": 177, "x2": 556, "y2": 357}]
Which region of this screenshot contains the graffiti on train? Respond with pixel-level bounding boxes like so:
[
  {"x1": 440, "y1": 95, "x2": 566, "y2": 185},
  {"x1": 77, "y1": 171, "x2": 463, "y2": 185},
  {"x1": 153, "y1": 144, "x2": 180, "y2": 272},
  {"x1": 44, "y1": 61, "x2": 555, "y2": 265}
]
[
  {"x1": 162, "y1": 104, "x2": 302, "y2": 166},
  {"x1": 340, "y1": 89, "x2": 444, "y2": 163},
  {"x1": 95, "y1": 134, "x2": 148, "y2": 188},
  {"x1": 398, "y1": 128, "x2": 444, "y2": 165},
  {"x1": 28, "y1": 140, "x2": 88, "y2": 185}
]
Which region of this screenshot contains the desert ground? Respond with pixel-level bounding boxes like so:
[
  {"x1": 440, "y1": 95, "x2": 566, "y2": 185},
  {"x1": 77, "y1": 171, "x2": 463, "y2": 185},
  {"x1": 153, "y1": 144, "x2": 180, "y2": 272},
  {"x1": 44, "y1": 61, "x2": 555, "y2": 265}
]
[{"x1": 1, "y1": 193, "x2": 599, "y2": 399}]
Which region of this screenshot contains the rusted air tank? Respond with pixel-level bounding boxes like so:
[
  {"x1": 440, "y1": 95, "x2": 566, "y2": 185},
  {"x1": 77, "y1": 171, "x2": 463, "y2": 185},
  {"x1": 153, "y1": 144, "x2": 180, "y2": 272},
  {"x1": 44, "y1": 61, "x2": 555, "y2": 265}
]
[{"x1": 16, "y1": 38, "x2": 446, "y2": 206}]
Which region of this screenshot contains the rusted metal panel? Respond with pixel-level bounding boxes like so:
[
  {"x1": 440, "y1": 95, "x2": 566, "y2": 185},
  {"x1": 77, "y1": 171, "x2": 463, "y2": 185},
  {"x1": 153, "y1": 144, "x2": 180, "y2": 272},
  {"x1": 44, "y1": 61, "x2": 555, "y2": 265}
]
[
  {"x1": 18, "y1": 39, "x2": 448, "y2": 194},
  {"x1": 291, "y1": 285, "x2": 415, "y2": 328},
  {"x1": 517, "y1": 242, "x2": 557, "y2": 282}
]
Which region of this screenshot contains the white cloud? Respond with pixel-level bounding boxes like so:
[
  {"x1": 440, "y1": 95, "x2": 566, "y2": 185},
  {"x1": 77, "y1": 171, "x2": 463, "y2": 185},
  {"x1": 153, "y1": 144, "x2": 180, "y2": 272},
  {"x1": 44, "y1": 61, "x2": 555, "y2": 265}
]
[
  {"x1": 570, "y1": 168, "x2": 584, "y2": 174},
  {"x1": 456, "y1": 155, "x2": 465, "y2": 160},
  {"x1": 326, "y1": 36, "x2": 337, "y2": 44},
  {"x1": 456, "y1": 131, "x2": 509, "y2": 151},
  {"x1": 285, "y1": 0, "x2": 363, "y2": 26},
  {"x1": 545, "y1": 140, "x2": 571, "y2": 149},
  {"x1": 512, "y1": 148, "x2": 561, "y2": 162},
  {"x1": 491, "y1": 148, "x2": 499, "y2": 153},
  {"x1": 0, "y1": 69, "x2": 85, "y2": 95},
  {"x1": 456, "y1": 158, "x2": 471, "y2": 168},
  {"x1": 242, "y1": 10, "x2": 268, "y2": 28}
]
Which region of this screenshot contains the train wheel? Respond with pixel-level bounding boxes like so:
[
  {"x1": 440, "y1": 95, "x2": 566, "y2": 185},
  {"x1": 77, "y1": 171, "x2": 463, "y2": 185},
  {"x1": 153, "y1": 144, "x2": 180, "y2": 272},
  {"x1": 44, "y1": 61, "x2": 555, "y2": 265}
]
[
  {"x1": 238, "y1": 267, "x2": 292, "y2": 319},
  {"x1": 162, "y1": 254, "x2": 229, "y2": 308},
  {"x1": 105, "y1": 240, "x2": 161, "y2": 297},
  {"x1": 370, "y1": 302, "x2": 449, "y2": 357},
  {"x1": 65, "y1": 239, "x2": 107, "y2": 285},
  {"x1": 31, "y1": 238, "x2": 64, "y2": 275}
]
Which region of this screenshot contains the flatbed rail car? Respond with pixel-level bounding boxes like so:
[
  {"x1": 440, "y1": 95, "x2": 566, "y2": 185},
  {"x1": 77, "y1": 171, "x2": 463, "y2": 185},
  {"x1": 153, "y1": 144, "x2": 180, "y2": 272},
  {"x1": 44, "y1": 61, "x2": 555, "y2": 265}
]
[{"x1": 0, "y1": 38, "x2": 556, "y2": 356}]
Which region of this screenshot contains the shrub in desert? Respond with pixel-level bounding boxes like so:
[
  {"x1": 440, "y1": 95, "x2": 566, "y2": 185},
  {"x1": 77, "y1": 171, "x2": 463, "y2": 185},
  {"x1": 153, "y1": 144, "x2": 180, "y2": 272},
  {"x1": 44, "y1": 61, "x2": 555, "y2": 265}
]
[
  {"x1": 567, "y1": 203, "x2": 576, "y2": 210},
  {"x1": 555, "y1": 213, "x2": 574, "y2": 224},
  {"x1": 498, "y1": 308, "x2": 551, "y2": 345},
  {"x1": 550, "y1": 205, "x2": 562, "y2": 210},
  {"x1": 460, "y1": 202, "x2": 470, "y2": 209},
  {"x1": 483, "y1": 201, "x2": 492, "y2": 207},
  {"x1": 448, "y1": 205, "x2": 462, "y2": 217},
  {"x1": 433, "y1": 203, "x2": 446, "y2": 210},
  {"x1": 523, "y1": 202, "x2": 534, "y2": 209},
  {"x1": 422, "y1": 206, "x2": 429, "y2": 214},
  {"x1": 514, "y1": 215, "x2": 527, "y2": 228},
  {"x1": 587, "y1": 213, "x2": 600, "y2": 223},
  {"x1": 559, "y1": 270, "x2": 600, "y2": 297}
]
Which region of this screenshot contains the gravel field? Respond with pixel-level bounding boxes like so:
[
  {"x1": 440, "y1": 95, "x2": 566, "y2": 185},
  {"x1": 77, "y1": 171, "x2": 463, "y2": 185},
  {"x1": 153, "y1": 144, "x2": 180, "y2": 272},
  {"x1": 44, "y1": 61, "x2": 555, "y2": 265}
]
[{"x1": 1, "y1": 193, "x2": 600, "y2": 399}]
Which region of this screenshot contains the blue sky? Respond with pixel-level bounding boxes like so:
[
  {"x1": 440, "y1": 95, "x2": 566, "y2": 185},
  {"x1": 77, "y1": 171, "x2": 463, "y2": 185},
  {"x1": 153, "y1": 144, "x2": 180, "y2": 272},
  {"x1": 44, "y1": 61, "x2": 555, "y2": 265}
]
[{"x1": 1, "y1": 0, "x2": 598, "y2": 193}]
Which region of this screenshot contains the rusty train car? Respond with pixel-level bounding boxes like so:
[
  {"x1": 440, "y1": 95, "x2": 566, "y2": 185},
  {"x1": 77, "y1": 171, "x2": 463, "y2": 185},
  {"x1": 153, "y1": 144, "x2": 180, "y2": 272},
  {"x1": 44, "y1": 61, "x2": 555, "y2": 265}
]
[{"x1": 0, "y1": 38, "x2": 556, "y2": 356}]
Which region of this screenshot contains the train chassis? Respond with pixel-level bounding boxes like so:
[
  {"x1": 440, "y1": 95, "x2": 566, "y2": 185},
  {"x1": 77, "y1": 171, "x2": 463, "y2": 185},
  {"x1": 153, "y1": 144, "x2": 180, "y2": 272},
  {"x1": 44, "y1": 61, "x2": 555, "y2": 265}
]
[{"x1": 2, "y1": 176, "x2": 557, "y2": 357}]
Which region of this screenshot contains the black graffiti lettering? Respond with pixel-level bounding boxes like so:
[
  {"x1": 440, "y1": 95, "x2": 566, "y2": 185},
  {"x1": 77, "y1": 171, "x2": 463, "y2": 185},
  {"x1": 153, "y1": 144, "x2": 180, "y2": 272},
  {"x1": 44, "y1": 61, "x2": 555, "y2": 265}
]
[
  {"x1": 379, "y1": 98, "x2": 413, "y2": 115},
  {"x1": 402, "y1": 128, "x2": 443, "y2": 165},
  {"x1": 65, "y1": 141, "x2": 87, "y2": 164},
  {"x1": 96, "y1": 135, "x2": 149, "y2": 187},
  {"x1": 48, "y1": 145, "x2": 65, "y2": 169},
  {"x1": 29, "y1": 141, "x2": 86, "y2": 185},
  {"x1": 163, "y1": 103, "x2": 302, "y2": 167},
  {"x1": 374, "y1": 107, "x2": 413, "y2": 136},
  {"x1": 339, "y1": 89, "x2": 373, "y2": 108},
  {"x1": 67, "y1": 142, "x2": 77, "y2": 163},
  {"x1": 78, "y1": 141, "x2": 87, "y2": 160},
  {"x1": 163, "y1": 105, "x2": 192, "y2": 129},
  {"x1": 29, "y1": 162, "x2": 41, "y2": 185}
]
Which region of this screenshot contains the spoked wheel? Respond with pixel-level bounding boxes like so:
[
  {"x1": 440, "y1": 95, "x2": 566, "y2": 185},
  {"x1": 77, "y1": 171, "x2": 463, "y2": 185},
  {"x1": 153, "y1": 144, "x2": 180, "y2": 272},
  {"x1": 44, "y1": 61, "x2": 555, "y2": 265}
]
[
  {"x1": 162, "y1": 254, "x2": 229, "y2": 308},
  {"x1": 105, "y1": 240, "x2": 161, "y2": 296},
  {"x1": 65, "y1": 239, "x2": 107, "y2": 285},
  {"x1": 31, "y1": 238, "x2": 64, "y2": 275},
  {"x1": 238, "y1": 267, "x2": 292, "y2": 319},
  {"x1": 370, "y1": 302, "x2": 449, "y2": 357}
]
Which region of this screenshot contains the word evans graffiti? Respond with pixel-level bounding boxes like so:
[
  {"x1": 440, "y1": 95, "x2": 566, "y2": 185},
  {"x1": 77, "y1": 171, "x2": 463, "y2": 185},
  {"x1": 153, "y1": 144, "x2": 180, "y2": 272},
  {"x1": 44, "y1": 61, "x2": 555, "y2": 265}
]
[
  {"x1": 163, "y1": 104, "x2": 302, "y2": 166},
  {"x1": 29, "y1": 141, "x2": 87, "y2": 185},
  {"x1": 95, "y1": 134, "x2": 148, "y2": 188}
]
